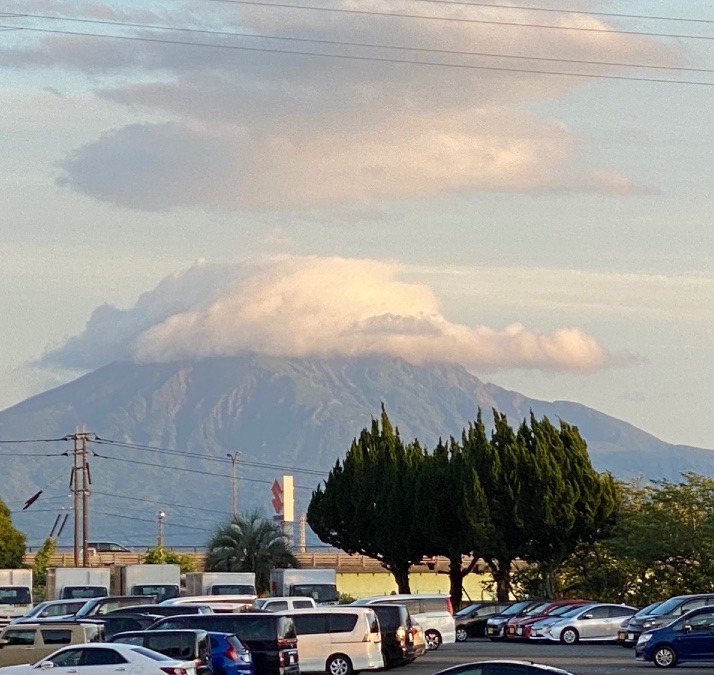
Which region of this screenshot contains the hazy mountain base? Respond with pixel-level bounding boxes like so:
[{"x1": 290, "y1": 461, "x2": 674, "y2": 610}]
[{"x1": 1, "y1": 354, "x2": 711, "y2": 546}]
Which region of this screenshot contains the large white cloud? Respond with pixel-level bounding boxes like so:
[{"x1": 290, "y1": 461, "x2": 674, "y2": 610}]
[
  {"x1": 41, "y1": 256, "x2": 624, "y2": 372},
  {"x1": 3, "y1": 0, "x2": 675, "y2": 209}
]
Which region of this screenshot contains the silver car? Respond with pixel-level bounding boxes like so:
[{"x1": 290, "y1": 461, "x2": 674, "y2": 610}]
[{"x1": 542, "y1": 603, "x2": 637, "y2": 644}]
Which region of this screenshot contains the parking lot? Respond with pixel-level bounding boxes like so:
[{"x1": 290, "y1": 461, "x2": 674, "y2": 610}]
[{"x1": 405, "y1": 639, "x2": 655, "y2": 675}]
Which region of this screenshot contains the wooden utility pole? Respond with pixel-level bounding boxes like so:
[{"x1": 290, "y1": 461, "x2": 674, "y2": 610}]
[{"x1": 70, "y1": 429, "x2": 92, "y2": 567}]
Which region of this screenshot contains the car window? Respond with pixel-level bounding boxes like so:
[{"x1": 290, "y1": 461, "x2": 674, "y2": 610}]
[
  {"x1": 81, "y1": 648, "x2": 128, "y2": 666},
  {"x1": 475, "y1": 606, "x2": 500, "y2": 617},
  {"x1": 679, "y1": 599, "x2": 707, "y2": 614},
  {"x1": 608, "y1": 606, "x2": 635, "y2": 618},
  {"x1": 2, "y1": 629, "x2": 36, "y2": 646},
  {"x1": 131, "y1": 647, "x2": 173, "y2": 661},
  {"x1": 422, "y1": 598, "x2": 448, "y2": 613},
  {"x1": 40, "y1": 630, "x2": 73, "y2": 645},
  {"x1": 327, "y1": 613, "x2": 358, "y2": 633},
  {"x1": 47, "y1": 649, "x2": 84, "y2": 667},
  {"x1": 293, "y1": 614, "x2": 328, "y2": 635},
  {"x1": 113, "y1": 636, "x2": 145, "y2": 646},
  {"x1": 267, "y1": 601, "x2": 288, "y2": 611},
  {"x1": 293, "y1": 601, "x2": 313, "y2": 609},
  {"x1": 687, "y1": 614, "x2": 714, "y2": 631},
  {"x1": 583, "y1": 606, "x2": 609, "y2": 619}
]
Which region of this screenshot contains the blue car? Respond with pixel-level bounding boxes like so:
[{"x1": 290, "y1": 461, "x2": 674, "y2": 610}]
[
  {"x1": 635, "y1": 605, "x2": 714, "y2": 667},
  {"x1": 209, "y1": 631, "x2": 253, "y2": 675}
]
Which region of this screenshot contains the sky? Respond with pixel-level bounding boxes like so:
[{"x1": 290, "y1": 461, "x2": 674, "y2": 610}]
[{"x1": 0, "y1": 0, "x2": 712, "y2": 450}]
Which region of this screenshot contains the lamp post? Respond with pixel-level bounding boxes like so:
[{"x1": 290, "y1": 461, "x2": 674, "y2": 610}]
[
  {"x1": 157, "y1": 511, "x2": 165, "y2": 548},
  {"x1": 226, "y1": 451, "x2": 241, "y2": 519}
]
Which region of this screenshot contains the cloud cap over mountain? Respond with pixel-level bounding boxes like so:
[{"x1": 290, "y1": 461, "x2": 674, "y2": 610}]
[{"x1": 40, "y1": 256, "x2": 627, "y2": 373}]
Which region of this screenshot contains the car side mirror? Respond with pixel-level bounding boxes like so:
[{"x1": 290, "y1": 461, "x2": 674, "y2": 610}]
[
  {"x1": 683, "y1": 624, "x2": 692, "y2": 633},
  {"x1": 39, "y1": 662, "x2": 55, "y2": 670},
  {"x1": 582, "y1": 614, "x2": 593, "y2": 620}
]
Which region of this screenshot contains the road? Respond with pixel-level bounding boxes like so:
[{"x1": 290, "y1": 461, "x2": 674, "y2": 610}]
[{"x1": 403, "y1": 639, "x2": 655, "y2": 675}]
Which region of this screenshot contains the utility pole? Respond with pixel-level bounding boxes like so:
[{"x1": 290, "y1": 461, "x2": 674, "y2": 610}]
[
  {"x1": 157, "y1": 511, "x2": 165, "y2": 548},
  {"x1": 226, "y1": 451, "x2": 241, "y2": 519},
  {"x1": 69, "y1": 428, "x2": 92, "y2": 567},
  {"x1": 299, "y1": 513, "x2": 306, "y2": 553}
]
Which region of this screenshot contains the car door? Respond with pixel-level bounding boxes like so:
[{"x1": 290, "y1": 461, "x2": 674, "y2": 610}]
[
  {"x1": 0, "y1": 627, "x2": 39, "y2": 667},
  {"x1": 673, "y1": 613, "x2": 714, "y2": 661},
  {"x1": 577, "y1": 605, "x2": 610, "y2": 640}
]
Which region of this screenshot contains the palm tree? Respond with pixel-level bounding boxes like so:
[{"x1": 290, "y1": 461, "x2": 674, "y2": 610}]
[{"x1": 205, "y1": 509, "x2": 298, "y2": 594}]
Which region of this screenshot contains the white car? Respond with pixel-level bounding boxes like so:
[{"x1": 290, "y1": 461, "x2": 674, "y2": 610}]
[{"x1": 0, "y1": 642, "x2": 197, "y2": 675}]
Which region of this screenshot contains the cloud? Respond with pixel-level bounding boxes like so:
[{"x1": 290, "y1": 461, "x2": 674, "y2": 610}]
[
  {"x1": 4, "y1": 0, "x2": 677, "y2": 209},
  {"x1": 40, "y1": 256, "x2": 625, "y2": 373}
]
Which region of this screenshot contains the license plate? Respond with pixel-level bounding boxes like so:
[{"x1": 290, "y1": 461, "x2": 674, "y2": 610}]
[
  {"x1": 618, "y1": 632, "x2": 626, "y2": 641},
  {"x1": 628, "y1": 633, "x2": 635, "y2": 640},
  {"x1": 486, "y1": 627, "x2": 495, "y2": 635},
  {"x1": 516, "y1": 627, "x2": 523, "y2": 635}
]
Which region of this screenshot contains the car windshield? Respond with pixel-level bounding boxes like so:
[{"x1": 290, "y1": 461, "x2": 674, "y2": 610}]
[
  {"x1": 651, "y1": 597, "x2": 690, "y2": 615},
  {"x1": 500, "y1": 601, "x2": 532, "y2": 616},
  {"x1": 131, "y1": 647, "x2": 174, "y2": 661},
  {"x1": 455, "y1": 604, "x2": 480, "y2": 617},
  {"x1": 548, "y1": 604, "x2": 578, "y2": 617},
  {"x1": 524, "y1": 603, "x2": 549, "y2": 616},
  {"x1": 0, "y1": 587, "x2": 31, "y2": 604},
  {"x1": 632, "y1": 601, "x2": 664, "y2": 618},
  {"x1": 559, "y1": 604, "x2": 594, "y2": 618}
]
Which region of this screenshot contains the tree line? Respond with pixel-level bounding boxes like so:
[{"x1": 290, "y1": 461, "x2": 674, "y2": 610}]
[{"x1": 307, "y1": 406, "x2": 714, "y2": 608}]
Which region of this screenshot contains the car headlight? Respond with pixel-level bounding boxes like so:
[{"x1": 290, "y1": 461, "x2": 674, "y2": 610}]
[{"x1": 637, "y1": 633, "x2": 652, "y2": 644}]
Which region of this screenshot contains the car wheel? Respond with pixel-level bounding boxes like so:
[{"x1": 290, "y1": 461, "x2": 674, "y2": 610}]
[
  {"x1": 560, "y1": 627, "x2": 579, "y2": 645},
  {"x1": 653, "y1": 645, "x2": 678, "y2": 668},
  {"x1": 456, "y1": 627, "x2": 468, "y2": 642},
  {"x1": 327, "y1": 654, "x2": 353, "y2": 675},
  {"x1": 424, "y1": 629, "x2": 442, "y2": 650}
]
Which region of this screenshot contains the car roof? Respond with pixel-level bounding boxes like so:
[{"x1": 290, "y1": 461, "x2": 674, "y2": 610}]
[
  {"x1": 437, "y1": 661, "x2": 577, "y2": 675},
  {"x1": 276, "y1": 607, "x2": 375, "y2": 615}
]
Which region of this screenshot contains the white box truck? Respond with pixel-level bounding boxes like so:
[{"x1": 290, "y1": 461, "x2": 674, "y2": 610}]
[
  {"x1": 270, "y1": 568, "x2": 339, "y2": 605},
  {"x1": 185, "y1": 572, "x2": 257, "y2": 598},
  {"x1": 110, "y1": 564, "x2": 180, "y2": 603},
  {"x1": 46, "y1": 567, "x2": 110, "y2": 600},
  {"x1": 0, "y1": 570, "x2": 32, "y2": 624}
]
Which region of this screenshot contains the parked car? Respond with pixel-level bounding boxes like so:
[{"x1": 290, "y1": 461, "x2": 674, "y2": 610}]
[
  {"x1": 208, "y1": 632, "x2": 253, "y2": 675},
  {"x1": 455, "y1": 602, "x2": 513, "y2": 641},
  {"x1": 616, "y1": 601, "x2": 664, "y2": 647},
  {"x1": 277, "y1": 607, "x2": 383, "y2": 675},
  {"x1": 485, "y1": 601, "x2": 544, "y2": 641},
  {"x1": 253, "y1": 598, "x2": 316, "y2": 612},
  {"x1": 0, "y1": 642, "x2": 196, "y2": 675},
  {"x1": 359, "y1": 603, "x2": 414, "y2": 668},
  {"x1": 425, "y1": 660, "x2": 581, "y2": 675},
  {"x1": 111, "y1": 629, "x2": 212, "y2": 675},
  {"x1": 352, "y1": 594, "x2": 455, "y2": 650},
  {"x1": 541, "y1": 603, "x2": 637, "y2": 644},
  {"x1": 625, "y1": 594, "x2": 714, "y2": 646},
  {"x1": 0, "y1": 622, "x2": 104, "y2": 667},
  {"x1": 75, "y1": 596, "x2": 156, "y2": 618},
  {"x1": 9, "y1": 600, "x2": 86, "y2": 625},
  {"x1": 635, "y1": 605, "x2": 714, "y2": 667},
  {"x1": 100, "y1": 613, "x2": 164, "y2": 639},
  {"x1": 509, "y1": 601, "x2": 592, "y2": 641},
  {"x1": 527, "y1": 604, "x2": 596, "y2": 642},
  {"x1": 105, "y1": 604, "x2": 214, "y2": 617},
  {"x1": 148, "y1": 612, "x2": 299, "y2": 675}
]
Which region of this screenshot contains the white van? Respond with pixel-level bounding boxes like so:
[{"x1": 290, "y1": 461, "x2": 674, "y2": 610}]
[
  {"x1": 254, "y1": 597, "x2": 317, "y2": 612},
  {"x1": 352, "y1": 594, "x2": 455, "y2": 650},
  {"x1": 278, "y1": 607, "x2": 383, "y2": 675}
]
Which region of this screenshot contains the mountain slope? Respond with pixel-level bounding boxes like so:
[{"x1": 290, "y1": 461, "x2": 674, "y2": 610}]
[{"x1": 1, "y1": 354, "x2": 711, "y2": 546}]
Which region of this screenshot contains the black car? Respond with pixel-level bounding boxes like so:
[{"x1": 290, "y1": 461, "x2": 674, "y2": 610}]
[
  {"x1": 455, "y1": 602, "x2": 514, "y2": 641},
  {"x1": 429, "y1": 661, "x2": 580, "y2": 675},
  {"x1": 111, "y1": 629, "x2": 213, "y2": 675},
  {"x1": 485, "y1": 601, "x2": 544, "y2": 641},
  {"x1": 99, "y1": 613, "x2": 164, "y2": 639},
  {"x1": 148, "y1": 612, "x2": 298, "y2": 675},
  {"x1": 624, "y1": 594, "x2": 714, "y2": 646},
  {"x1": 74, "y1": 596, "x2": 157, "y2": 618},
  {"x1": 367, "y1": 603, "x2": 414, "y2": 668},
  {"x1": 104, "y1": 604, "x2": 213, "y2": 617}
]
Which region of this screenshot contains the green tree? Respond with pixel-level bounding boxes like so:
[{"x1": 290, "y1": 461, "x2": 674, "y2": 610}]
[
  {"x1": 32, "y1": 536, "x2": 57, "y2": 587},
  {"x1": 205, "y1": 510, "x2": 297, "y2": 595},
  {"x1": 308, "y1": 406, "x2": 428, "y2": 593},
  {"x1": 0, "y1": 498, "x2": 26, "y2": 568},
  {"x1": 518, "y1": 415, "x2": 620, "y2": 597},
  {"x1": 143, "y1": 546, "x2": 195, "y2": 573},
  {"x1": 415, "y1": 437, "x2": 491, "y2": 609}
]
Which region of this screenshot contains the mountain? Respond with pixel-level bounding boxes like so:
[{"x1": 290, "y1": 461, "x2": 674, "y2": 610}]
[{"x1": 1, "y1": 354, "x2": 711, "y2": 547}]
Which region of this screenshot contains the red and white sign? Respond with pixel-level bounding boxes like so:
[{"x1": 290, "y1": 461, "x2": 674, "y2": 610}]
[{"x1": 271, "y1": 479, "x2": 283, "y2": 514}]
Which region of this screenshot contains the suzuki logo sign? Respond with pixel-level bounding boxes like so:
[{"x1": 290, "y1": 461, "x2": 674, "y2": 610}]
[{"x1": 271, "y1": 479, "x2": 284, "y2": 515}]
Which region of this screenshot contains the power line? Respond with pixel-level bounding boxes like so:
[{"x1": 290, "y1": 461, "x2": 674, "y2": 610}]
[
  {"x1": 91, "y1": 490, "x2": 230, "y2": 517},
  {"x1": 0, "y1": 437, "x2": 69, "y2": 444},
  {"x1": 91, "y1": 510, "x2": 209, "y2": 532},
  {"x1": 202, "y1": 0, "x2": 714, "y2": 41},
  {"x1": 7, "y1": 13, "x2": 713, "y2": 75},
  {"x1": 3, "y1": 24, "x2": 712, "y2": 86}
]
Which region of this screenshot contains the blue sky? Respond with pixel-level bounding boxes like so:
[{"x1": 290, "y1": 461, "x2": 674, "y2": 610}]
[{"x1": 1, "y1": 0, "x2": 712, "y2": 448}]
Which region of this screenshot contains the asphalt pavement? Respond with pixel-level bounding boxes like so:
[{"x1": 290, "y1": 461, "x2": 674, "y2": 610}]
[{"x1": 403, "y1": 638, "x2": 660, "y2": 675}]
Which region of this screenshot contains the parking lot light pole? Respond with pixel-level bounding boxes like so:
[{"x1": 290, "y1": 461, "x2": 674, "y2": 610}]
[{"x1": 226, "y1": 451, "x2": 240, "y2": 519}]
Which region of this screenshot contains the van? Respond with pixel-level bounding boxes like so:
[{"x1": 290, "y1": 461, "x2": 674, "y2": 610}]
[
  {"x1": 625, "y1": 593, "x2": 714, "y2": 645},
  {"x1": 352, "y1": 594, "x2": 455, "y2": 650},
  {"x1": 365, "y1": 603, "x2": 414, "y2": 668},
  {"x1": 254, "y1": 598, "x2": 317, "y2": 612},
  {"x1": 111, "y1": 629, "x2": 212, "y2": 675},
  {"x1": 0, "y1": 622, "x2": 104, "y2": 667},
  {"x1": 148, "y1": 611, "x2": 298, "y2": 675},
  {"x1": 278, "y1": 607, "x2": 382, "y2": 675}
]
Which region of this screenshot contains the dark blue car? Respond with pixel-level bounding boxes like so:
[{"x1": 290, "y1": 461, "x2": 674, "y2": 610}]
[
  {"x1": 209, "y1": 631, "x2": 254, "y2": 675},
  {"x1": 635, "y1": 605, "x2": 714, "y2": 667}
]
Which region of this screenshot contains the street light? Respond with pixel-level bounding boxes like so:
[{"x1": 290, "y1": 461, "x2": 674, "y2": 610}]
[
  {"x1": 226, "y1": 451, "x2": 241, "y2": 519},
  {"x1": 157, "y1": 511, "x2": 165, "y2": 548}
]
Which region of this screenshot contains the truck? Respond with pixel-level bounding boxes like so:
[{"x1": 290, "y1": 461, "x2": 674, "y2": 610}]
[
  {"x1": 0, "y1": 570, "x2": 32, "y2": 625},
  {"x1": 46, "y1": 567, "x2": 110, "y2": 601},
  {"x1": 110, "y1": 564, "x2": 180, "y2": 603},
  {"x1": 269, "y1": 568, "x2": 338, "y2": 605},
  {"x1": 185, "y1": 572, "x2": 257, "y2": 598}
]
